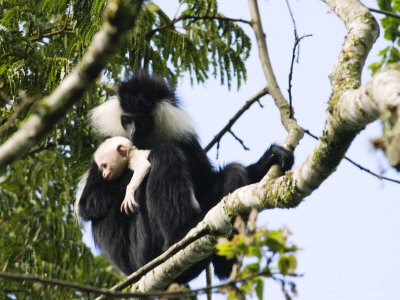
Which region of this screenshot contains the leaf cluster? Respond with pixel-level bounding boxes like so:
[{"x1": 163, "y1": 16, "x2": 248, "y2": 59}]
[
  {"x1": 370, "y1": 0, "x2": 400, "y2": 73},
  {"x1": 215, "y1": 210, "x2": 299, "y2": 300}
]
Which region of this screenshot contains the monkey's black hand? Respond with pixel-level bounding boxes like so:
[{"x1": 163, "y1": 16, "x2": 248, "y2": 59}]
[
  {"x1": 247, "y1": 144, "x2": 294, "y2": 182},
  {"x1": 268, "y1": 144, "x2": 294, "y2": 172}
]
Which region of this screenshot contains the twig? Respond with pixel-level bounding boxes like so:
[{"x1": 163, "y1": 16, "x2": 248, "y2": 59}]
[
  {"x1": 248, "y1": 0, "x2": 304, "y2": 172},
  {"x1": 287, "y1": 34, "x2": 312, "y2": 118},
  {"x1": 228, "y1": 130, "x2": 250, "y2": 151},
  {"x1": 216, "y1": 140, "x2": 221, "y2": 160},
  {"x1": 30, "y1": 28, "x2": 75, "y2": 42},
  {"x1": 204, "y1": 87, "x2": 269, "y2": 152},
  {"x1": 0, "y1": 271, "x2": 137, "y2": 298},
  {"x1": 285, "y1": 0, "x2": 297, "y2": 118},
  {"x1": 146, "y1": 15, "x2": 251, "y2": 39},
  {"x1": 285, "y1": 0, "x2": 298, "y2": 39},
  {"x1": 303, "y1": 129, "x2": 400, "y2": 184},
  {"x1": 0, "y1": 91, "x2": 36, "y2": 137},
  {"x1": 206, "y1": 263, "x2": 212, "y2": 300},
  {"x1": 368, "y1": 7, "x2": 400, "y2": 20}
]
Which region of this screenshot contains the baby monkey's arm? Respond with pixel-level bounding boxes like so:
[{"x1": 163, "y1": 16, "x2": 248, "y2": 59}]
[{"x1": 121, "y1": 149, "x2": 151, "y2": 215}]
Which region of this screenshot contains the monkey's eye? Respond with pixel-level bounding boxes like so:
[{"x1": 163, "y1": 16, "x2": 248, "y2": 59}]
[
  {"x1": 101, "y1": 163, "x2": 108, "y2": 170},
  {"x1": 121, "y1": 115, "x2": 132, "y2": 128}
]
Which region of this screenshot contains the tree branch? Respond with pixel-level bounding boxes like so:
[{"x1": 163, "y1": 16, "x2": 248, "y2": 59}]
[
  {"x1": 290, "y1": 0, "x2": 379, "y2": 195},
  {"x1": 146, "y1": 15, "x2": 251, "y2": 39},
  {"x1": 204, "y1": 87, "x2": 269, "y2": 152},
  {"x1": 303, "y1": 129, "x2": 400, "y2": 184},
  {"x1": 29, "y1": 28, "x2": 76, "y2": 42},
  {"x1": 0, "y1": 91, "x2": 36, "y2": 138},
  {"x1": 247, "y1": 0, "x2": 304, "y2": 158},
  {"x1": 368, "y1": 7, "x2": 400, "y2": 20},
  {"x1": 287, "y1": 34, "x2": 312, "y2": 118},
  {"x1": 0, "y1": 0, "x2": 144, "y2": 170}
]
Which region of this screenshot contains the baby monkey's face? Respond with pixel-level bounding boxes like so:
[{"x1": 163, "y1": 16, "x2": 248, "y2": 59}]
[{"x1": 96, "y1": 149, "x2": 128, "y2": 181}]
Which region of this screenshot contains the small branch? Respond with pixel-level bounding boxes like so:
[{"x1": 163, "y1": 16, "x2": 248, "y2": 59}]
[
  {"x1": 368, "y1": 7, "x2": 400, "y2": 20},
  {"x1": 228, "y1": 130, "x2": 250, "y2": 151},
  {"x1": 216, "y1": 141, "x2": 221, "y2": 160},
  {"x1": 287, "y1": 34, "x2": 312, "y2": 118},
  {"x1": 303, "y1": 129, "x2": 400, "y2": 184},
  {"x1": 285, "y1": 0, "x2": 298, "y2": 39},
  {"x1": 30, "y1": 28, "x2": 75, "y2": 42},
  {"x1": 248, "y1": 0, "x2": 304, "y2": 170},
  {"x1": 146, "y1": 15, "x2": 251, "y2": 39},
  {"x1": 0, "y1": 271, "x2": 139, "y2": 298},
  {"x1": 204, "y1": 87, "x2": 269, "y2": 152},
  {"x1": 206, "y1": 263, "x2": 212, "y2": 300},
  {"x1": 343, "y1": 155, "x2": 400, "y2": 184},
  {"x1": 0, "y1": 0, "x2": 144, "y2": 170},
  {"x1": 0, "y1": 91, "x2": 36, "y2": 138}
]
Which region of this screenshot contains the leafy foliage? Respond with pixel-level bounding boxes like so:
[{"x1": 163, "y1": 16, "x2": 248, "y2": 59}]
[
  {"x1": 369, "y1": 0, "x2": 400, "y2": 73},
  {"x1": 0, "y1": 0, "x2": 251, "y2": 298},
  {"x1": 216, "y1": 210, "x2": 299, "y2": 300}
]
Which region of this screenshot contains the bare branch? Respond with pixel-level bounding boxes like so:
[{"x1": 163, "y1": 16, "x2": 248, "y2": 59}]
[
  {"x1": 291, "y1": 0, "x2": 380, "y2": 194},
  {"x1": 247, "y1": 0, "x2": 303, "y2": 156},
  {"x1": 204, "y1": 87, "x2": 269, "y2": 152},
  {"x1": 368, "y1": 7, "x2": 400, "y2": 20},
  {"x1": 287, "y1": 34, "x2": 312, "y2": 118},
  {"x1": 146, "y1": 15, "x2": 251, "y2": 39},
  {"x1": 228, "y1": 130, "x2": 250, "y2": 151},
  {"x1": 0, "y1": 271, "x2": 136, "y2": 298},
  {"x1": 30, "y1": 28, "x2": 76, "y2": 42},
  {"x1": 303, "y1": 129, "x2": 400, "y2": 184},
  {"x1": 0, "y1": 0, "x2": 144, "y2": 170}
]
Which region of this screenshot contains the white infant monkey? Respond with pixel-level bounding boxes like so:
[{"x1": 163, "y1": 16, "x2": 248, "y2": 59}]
[{"x1": 94, "y1": 136, "x2": 151, "y2": 215}]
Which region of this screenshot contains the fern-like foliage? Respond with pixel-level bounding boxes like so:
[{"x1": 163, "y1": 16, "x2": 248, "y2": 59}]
[{"x1": 0, "y1": 1, "x2": 252, "y2": 298}]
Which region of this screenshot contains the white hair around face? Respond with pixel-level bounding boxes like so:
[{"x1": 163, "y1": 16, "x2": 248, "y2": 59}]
[
  {"x1": 89, "y1": 96, "x2": 125, "y2": 137},
  {"x1": 152, "y1": 101, "x2": 195, "y2": 142}
]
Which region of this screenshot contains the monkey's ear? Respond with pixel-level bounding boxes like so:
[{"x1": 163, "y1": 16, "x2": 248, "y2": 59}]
[{"x1": 117, "y1": 145, "x2": 128, "y2": 158}]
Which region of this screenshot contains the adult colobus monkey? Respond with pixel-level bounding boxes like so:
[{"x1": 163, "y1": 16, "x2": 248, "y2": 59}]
[{"x1": 76, "y1": 72, "x2": 294, "y2": 282}]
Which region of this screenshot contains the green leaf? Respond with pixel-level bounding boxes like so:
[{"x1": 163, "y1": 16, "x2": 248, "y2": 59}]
[
  {"x1": 256, "y1": 279, "x2": 264, "y2": 300},
  {"x1": 265, "y1": 230, "x2": 285, "y2": 253},
  {"x1": 278, "y1": 255, "x2": 290, "y2": 275},
  {"x1": 278, "y1": 254, "x2": 297, "y2": 275}
]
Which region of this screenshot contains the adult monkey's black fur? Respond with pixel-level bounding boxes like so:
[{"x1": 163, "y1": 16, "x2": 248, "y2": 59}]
[{"x1": 77, "y1": 72, "x2": 294, "y2": 283}]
